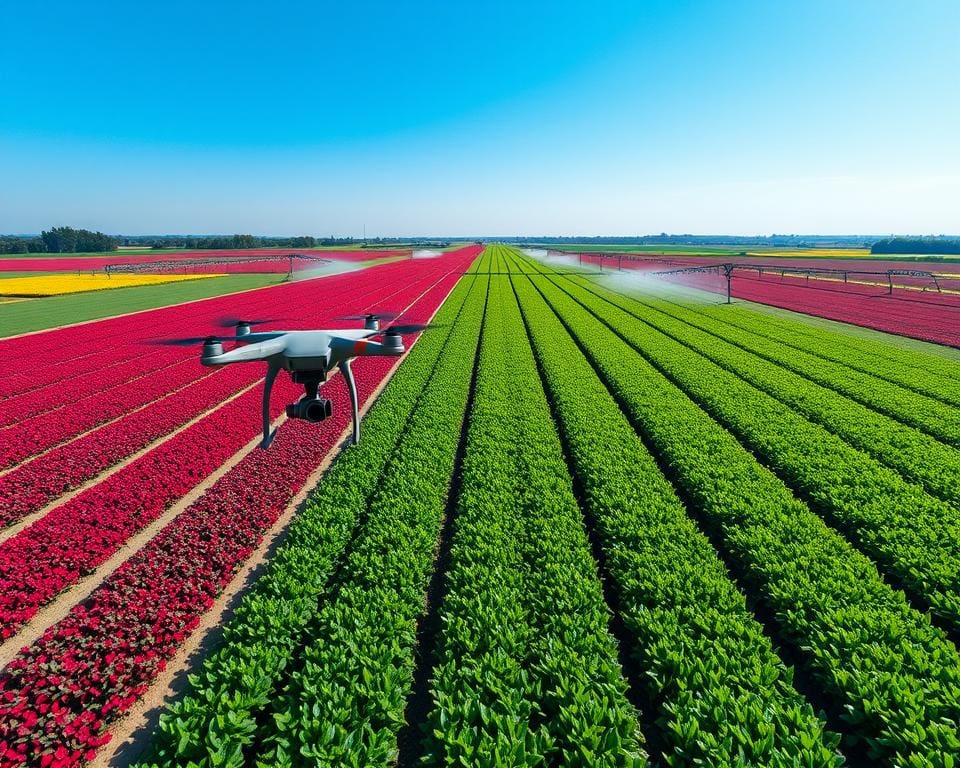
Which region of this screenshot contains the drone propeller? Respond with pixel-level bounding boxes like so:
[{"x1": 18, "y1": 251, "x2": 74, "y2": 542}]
[
  {"x1": 217, "y1": 317, "x2": 284, "y2": 329},
  {"x1": 383, "y1": 323, "x2": 441, "y2": 335},
  {"x1": 336, "y1": 311, "x2": 399, "y2": 322},
  {"x1": 147, "y1": 335, "x2": 229, "y2": 347}
]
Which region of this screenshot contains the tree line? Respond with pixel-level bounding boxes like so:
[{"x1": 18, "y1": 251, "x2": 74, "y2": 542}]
[
  {"x1": 0, "y1": 227, "x2": 119, "y2": 254},
  {"x1": 130, "y1": 235, "x2": 454, "y2": 249},
  {"x1": 0, "y1": 229, "x2": 451, "y2": 254},
  {"x1": 505, "y1": 234, "x2": 877, "y2": 248},
  {"x1": 871, "y1": 237, "x2": 960, "y2": 255},
  {"x1": 9, "y1": 229, "x2": 956, "y2": 256},
  {"x1": 136, "y1": 235, "x2": 330, "y2": 249},
  {"x1": 0, "y1": 230, "x2": 353, "y2": 254}
]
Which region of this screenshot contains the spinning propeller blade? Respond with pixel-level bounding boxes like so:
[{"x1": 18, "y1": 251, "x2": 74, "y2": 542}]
[
  {"x1": 383, "y1": 323, "x2": 442, "y2": 335},
  {"x1": 336, "y1": 311, "x2": 399, "y2": 322},
  {"x1": 146, "y1": 335, "x2": 229, "y2": 347},
  {"x1": 217, "y1": 317, "x2": 284, "y2": 329}
]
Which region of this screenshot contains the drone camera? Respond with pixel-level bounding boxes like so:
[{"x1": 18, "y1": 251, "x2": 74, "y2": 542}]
[{"x1": 286, "y1": 397, "x2": 332, "y2": 423}]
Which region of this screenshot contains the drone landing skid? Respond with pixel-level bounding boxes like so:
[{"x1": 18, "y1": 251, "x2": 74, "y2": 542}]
[
  {"x1": 260, "y1": 364, "x2": 281, "y2": 449},
  {"x1": 340, "y1": 358, "x2": 360, "y2": 445}
]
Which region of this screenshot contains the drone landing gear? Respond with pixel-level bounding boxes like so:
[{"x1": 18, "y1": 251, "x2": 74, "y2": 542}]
[
  {"x1": 260, "y1": 364, "x2": 281, "y2": 449},
  {"x1": 260, "y1": 366, "x2": 332, "y2": 450},
  {"x1": 339, "y1": 359, "x2": 360, "y2": 445},
  {"x1": 259, "y1": 365, "x2": 360, "y2": 449}
]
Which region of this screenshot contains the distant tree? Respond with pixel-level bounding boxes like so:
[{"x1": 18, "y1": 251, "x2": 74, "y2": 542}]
[
  {"x1": 0, "y1": 238, "x2": 30, "y2": 253},
  {"x1": 42, "y1": 227, "x2": 76, "y2": 253},
  {"x1": 39, "y1": 226, "x2": 118, "y2": 253}
]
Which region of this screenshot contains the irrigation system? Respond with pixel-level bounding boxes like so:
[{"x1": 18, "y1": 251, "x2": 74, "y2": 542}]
[
  {"x1": 104, "y1": 253, "x2": 332, "y2": 279},
  {"x1": 549, "y1": 250, "x2": 945, "y2": 305},
  {"x1": 648, "y1": 263, "x2": 942, "y2": 304}
]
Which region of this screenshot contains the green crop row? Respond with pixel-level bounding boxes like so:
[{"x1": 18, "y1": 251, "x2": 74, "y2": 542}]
[
  {"x1": 498, "y1": 271, "x2": 641, "y2": 764},
  {"x1": 418, "y1": 272, "x2": 541, "y2": 764},
  {"x1": 690, "y1": 298, "x2": 960, "y2": 409},
  {"x1": 569, "y1": 275, "x2": 960, "y2": 508},
  {"x1": 539, "y1": 268, "x2": 960, "y2": 633},
  {"x1": 697, "y1": 302, "x2": 960, "y2": 448},
  {"x1": 252, "y1": 275, "x2": 488, "y2": 766},
  {"x1": 509, "y1": 269, "x2": 843, "y2": 766},
  {"x1": 590, "y1": 271, "x2": 960, "y2": 448},
  {"x1": 421, "y1": 267, "x2": 644, "y2": 765},
  {"x1": 135, "y1": 262, "x2": 490, "y2": 768},
  {"x1": 505, "y1": 250, "x2": 960, "y2": 765}
]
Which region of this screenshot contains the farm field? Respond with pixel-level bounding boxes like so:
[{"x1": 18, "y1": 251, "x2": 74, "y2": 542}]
[
  {"x1": 528, "y1": 244, "x2": 744, "y2": 256},
  {"x1": 0, "y1": 244, "x2": 404, "y2": 261},
  {"x1": 129, "y1": 245, "x2": 960, "y2": 767},
  {"x1": 572, "y1": 250, "x2": 960, "y2": 273},
  {"x1": 563, "y1": 251, "x2": 960, "y2": 347},
  {"x1": 556, "y1": 244, "x2": 960, "y2": 262},
  {"x1": 0, "y1": 246, "x2": 480, "y2": 767},
  {"x1": 0, "y1": 250, "x2": 410, "y2": 274},
  {"x1": 4, "y1": 244, "x2": 960, "y2": 767},
  {"x1": 674, "y1": 268, "x2": 960, "y2": 347},
  {"x1": 0, "y1": 256, "x2": 404, "y2": 338},
  {"x1": 0, "y1": 274, "x2": 225, "y2": 298},
  {"x1": 695, "y1": 270, "x2": 960, "y2": 347}
]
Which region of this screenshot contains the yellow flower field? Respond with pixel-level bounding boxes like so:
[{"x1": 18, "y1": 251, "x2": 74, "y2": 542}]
[{"x1": 0, "y1": 273, "x2": 225, "y2": 297}]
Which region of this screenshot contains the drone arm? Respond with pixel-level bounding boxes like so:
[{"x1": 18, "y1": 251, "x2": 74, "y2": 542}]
[
  {"x1": 339, "y1": 358, "x2": 360, "y2": 445},
  {"x1": 205, "y1": 337, "x2": 288, "y2": 366},
  {"x1": 328, "y1": 335, "x2": 403, "y2": 363},
  {"x1": 260, "y1": 363, "x2": 281, "y2": 449}
]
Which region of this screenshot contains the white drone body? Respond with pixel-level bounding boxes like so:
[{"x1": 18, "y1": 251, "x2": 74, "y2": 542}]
[{"x1": 191, "y1": 315, "x2": 419, "y2": 448}]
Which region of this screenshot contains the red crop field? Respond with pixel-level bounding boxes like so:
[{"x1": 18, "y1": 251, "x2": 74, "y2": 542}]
[
  {"x1": 0, "y1": 246, "x2": 479, "y2": 766},
  {"x1": 576, "y1": 251, "x2": 960, "y2": 274},
  {"x1": 717, "y1": 273, "x2": 960, "y2": 346}
]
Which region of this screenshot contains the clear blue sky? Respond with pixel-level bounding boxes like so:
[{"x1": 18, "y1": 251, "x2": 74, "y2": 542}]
[{"x1": 1, "y1": 0, "x2": 957, "y2": 236}]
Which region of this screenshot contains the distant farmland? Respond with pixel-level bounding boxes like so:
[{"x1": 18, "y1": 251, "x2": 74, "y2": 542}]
[{"x1": 1, "y1": 245, "x2": 959, "y2": 766}]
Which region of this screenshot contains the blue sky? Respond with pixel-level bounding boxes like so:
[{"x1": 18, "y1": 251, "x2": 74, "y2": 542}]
[{"x1": 1, "y1": 0, "x2": 958, "y2": 236}]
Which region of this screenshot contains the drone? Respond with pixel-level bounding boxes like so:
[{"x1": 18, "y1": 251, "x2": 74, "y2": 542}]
[{"x1": 156, "y1": 314, "x2": 431, "y2": 448}]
